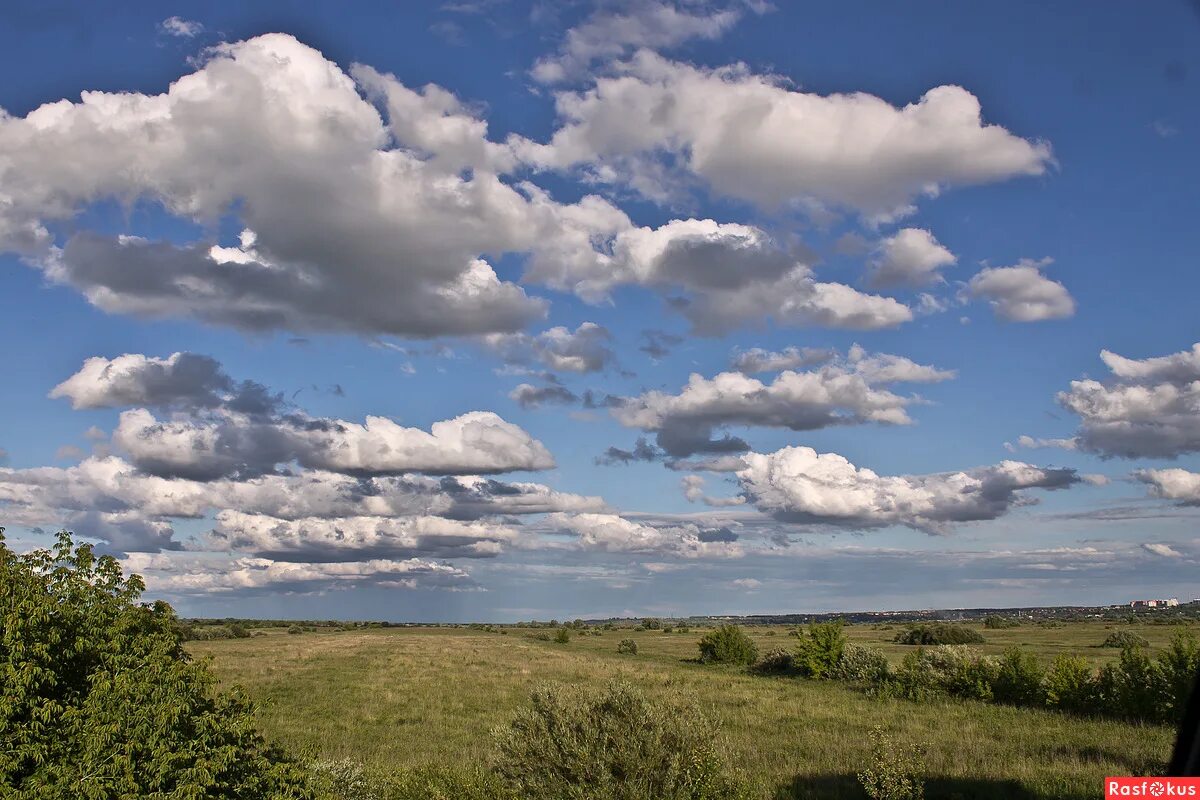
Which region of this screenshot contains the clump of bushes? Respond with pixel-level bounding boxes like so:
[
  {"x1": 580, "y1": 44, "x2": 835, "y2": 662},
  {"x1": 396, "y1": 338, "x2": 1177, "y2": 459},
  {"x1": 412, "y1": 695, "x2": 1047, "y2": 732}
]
[
  {"x1": 493, "y1": 681, "x2": 747, "y2": 799},
  {"x1": 0, "y1": 530, "x2": 308, "y2": 797},
  {"x1": 698, "y1": 625, "x2": 758, "y2": 665},
  {"x1": 869, "y1": 633, "x2": 1200, "y2": 725},
  {"x1": 1102, "y1": 630, "x2": 1149, "y2": 649},
  {"x1": 832, "y1": 643, "x2": 891, "y2": 685},
  {"x1": 754, "y1": 648, "x2": 795, "y2": 674},
  {"x1": 857, "y1": 727, "x2": 925, "y2": 800},
  {"x1": 893, "y1": 623, "x2": 985, "y2": 646},
  {"x1": 983, "y1": 615, "x2": 1020, "y2": 629},
  {"x1": 553, "y1": 628, "x2": 571, "y2": 644},
  {"x1": 617, "y1": 639, "x2": 639, "y2": 655},
  {"x1": 287, "y1": 624, "x2": 304, "y2": 635}
]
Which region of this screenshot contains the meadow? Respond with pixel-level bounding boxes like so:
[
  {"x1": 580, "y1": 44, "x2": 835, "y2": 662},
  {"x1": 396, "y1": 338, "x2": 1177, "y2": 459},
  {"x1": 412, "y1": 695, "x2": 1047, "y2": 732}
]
[{"x1": 188, "y1": 620, "x2": 1189, "y2": 799}]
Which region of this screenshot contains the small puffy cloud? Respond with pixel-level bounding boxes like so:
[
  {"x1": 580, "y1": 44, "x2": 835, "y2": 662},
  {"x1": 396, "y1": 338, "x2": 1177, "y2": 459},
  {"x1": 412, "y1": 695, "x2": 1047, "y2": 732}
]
[
  {"x1": 485, "y1": 322, "x2": 614, "y2": 373},
  {"x1": 1057, "y1": 342, "x2": 1200, "y2": 459},
  {"x1": 611, "y1": 347, "x2": 950, "y2": 457},
  {"x1": 680, "y1": 474, "x2": 746, "y2": 507},
  {"x1": 1012, "y1": 434, "x2": 1078, "y2": 451},
  {"x1": 50, "y1": 352, "x2": 279, "y2": 414},
  {"x1": 509, "y1": 383, "x2": 579, "y2": 409},
  {"x1": 737, "y1": 446, "x2": 1079, "y2": 532},
  {"x1": 966, "y1": 258, "x2": 1075, "y2": 322},
  {"x1": 681, "y1": 475, "x2": 705, "y2": 502},
  {"x1": 639, "y1": 329, "x2": 683, "y2": 360},
  {"x1": 595, "y1": 437, "x2": 663, "y2": 465},
  {"x1": 868, "y1": 228, "x2": 956, "y2": 288},
  {"x1": 1135, "y1": 468, "x2": 1200, "y2": 506},
  {"x1": 519, "y1": 52, "x2": 1053, "y2": 216},
  {"x1": 1140, "y1": 542, "x2": 1183, "y2": 559},
  {"x1": 531, "y1": 1, "x2": 745, "y2": 84},
  {"x1": 544, "y1": 512, "x2": 742, "y2": 558},
  {"x1": 731, "y1": 346, "x2": 834, "y2": 374},
  {"x1": 159, "y1": 16, "x2": 203, "y2": 38},
  {"x1": 730, "y1": 577, "x2": 762, "y2": 589}
]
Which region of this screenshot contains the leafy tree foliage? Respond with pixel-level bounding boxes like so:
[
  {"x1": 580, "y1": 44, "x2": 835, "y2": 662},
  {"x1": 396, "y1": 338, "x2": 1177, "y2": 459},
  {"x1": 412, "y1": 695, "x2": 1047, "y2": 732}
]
[
  {"x1": 792, "y1": 621, "x2": 846, "y2": 679},
  {"x1": 0, "y1": 529, "x2": 310, "y2": 799}
]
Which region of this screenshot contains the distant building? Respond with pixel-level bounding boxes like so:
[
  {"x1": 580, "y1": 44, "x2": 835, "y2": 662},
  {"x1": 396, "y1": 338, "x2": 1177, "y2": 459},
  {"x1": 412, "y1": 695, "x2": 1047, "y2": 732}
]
[{"x1": 1129, "y1": 598, "x2": 1179, "y2": 608}]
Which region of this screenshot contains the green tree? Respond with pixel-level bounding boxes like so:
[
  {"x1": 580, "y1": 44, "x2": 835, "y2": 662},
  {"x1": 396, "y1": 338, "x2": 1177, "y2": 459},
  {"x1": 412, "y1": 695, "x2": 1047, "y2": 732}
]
[
  {"x1": 0, "y1": 529, "x2": 309, "y2": 798},
  {"x1": 793, "y1": 621, "x2": 846, "y2": 679}
]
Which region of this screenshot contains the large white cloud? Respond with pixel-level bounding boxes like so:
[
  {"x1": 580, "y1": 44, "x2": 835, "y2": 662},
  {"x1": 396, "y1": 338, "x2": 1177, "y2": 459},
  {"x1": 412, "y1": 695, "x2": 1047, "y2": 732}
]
[
  {"x1": 737, "y1": 446, "x2": 1079, "y2": 532},
  {"x1": 966, "y1": 259, "x2": 1075, "y2": 322},
  {"x1": 0, "y1": 34, "x2": 568, "y2": 336},
  {"x1": 0, "y1": 455, "x2": 603, "y2": 557},
  {"x1": 518, "y1": 51, "x2": 1053, "y2": 216},
  {"x1": 1056, "y1": 342, "x2": 1200, "y2": 459},
  {"x1": 525, "y1": 213, "x2": 912, "y2": 333},
  {"x1": 123, "y1": 551, "x2": 473, "y2": 594},
  {"x1": 610, "y1": 347, "x2": 951, "y2": 456},
  {"x1": 207, "y1": 511, "x2": 517, "y2": 560},
  {"x1": 0, "y1": 33, "x2": 939, "y2": 337},
  {"x1": 112, "y1": 408, "x2": 555, "y2": 480}
]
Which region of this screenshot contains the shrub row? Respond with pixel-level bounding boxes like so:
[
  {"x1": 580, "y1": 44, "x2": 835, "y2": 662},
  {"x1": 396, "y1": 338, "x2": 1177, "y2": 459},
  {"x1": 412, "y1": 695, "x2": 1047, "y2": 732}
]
[
  {"x1": 732, "y1": 619, "x2": 1200, "y2": 725},
  {"x1": 875, "y1": 637, "x2": 1200, "y2": 723}
]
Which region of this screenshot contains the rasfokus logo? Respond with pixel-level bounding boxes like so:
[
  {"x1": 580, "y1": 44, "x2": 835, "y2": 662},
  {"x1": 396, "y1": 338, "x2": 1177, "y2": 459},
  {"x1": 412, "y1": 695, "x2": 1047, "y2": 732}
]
[{"x1": 1106, "y1": 778, "x2": 1200, "y2": 798}]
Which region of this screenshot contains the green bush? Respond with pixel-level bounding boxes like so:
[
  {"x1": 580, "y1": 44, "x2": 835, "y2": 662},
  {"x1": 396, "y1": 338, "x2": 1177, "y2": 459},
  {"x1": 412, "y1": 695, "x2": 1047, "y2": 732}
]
[
  {"x1": 793, "y1": 621, "x2": 846, "y2": 679},
  {"x1": 1044, "y1": 654, "x2": 1097, "y2": 713},
  {"x1": 288, "y1": 624, "x2": 304, "y2": 635},
  {"x1": 754, "y1": 648, "x2": 795, "y2": 674},
  {"x1": 553, "y1": 628, "x2": 572, "y2": 644},
  {"x1": 990, "y1": 648, "x2": 1047, "y2": 707},
  {"x1": 0, "y1": 529, "x2": 309, "y2": 798},
  {"x1": 1101, "y1": 630, "x2": 1149, "y2": 649},
  {"x1": 1156, "y1": 630, "x2": 1200, "y2": 723},
  {"x1": 641, "y1": 618, "x2": 663, "y2": 631},
  {"x1": 857, "y1": 726, "x2": 925, "y2": 800},
  {"x1": 893, "y1": 623, "x2": 985, "y2": 646},
  {"x1": 493, "y1": 681, "x2": 747, "y2": 800},
  {"x1": 832, "y1": 644, "x2": 891, "y2": 685},
  {"x1": 1097, "y1": 644, "x2": 1159, "y2": 720},
  {"x1": 697, "y1": 625, "x2": 758, "y2": 666},
  {"x1": 983, "y1": 615, "x2": 1020, "y2": 629},
  {"x1": 617, "y1": 639, "x2": 639, "y2": 655},
  {"x1": 881, "y1": 646, "x2": 996, "y2": 702}
]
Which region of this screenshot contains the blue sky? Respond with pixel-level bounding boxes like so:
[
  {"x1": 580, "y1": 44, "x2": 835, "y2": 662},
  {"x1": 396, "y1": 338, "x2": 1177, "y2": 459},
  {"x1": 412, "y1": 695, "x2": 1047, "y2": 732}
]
[{"x1": 1, "y1": 1, "x2": 1199, "y2": 621}]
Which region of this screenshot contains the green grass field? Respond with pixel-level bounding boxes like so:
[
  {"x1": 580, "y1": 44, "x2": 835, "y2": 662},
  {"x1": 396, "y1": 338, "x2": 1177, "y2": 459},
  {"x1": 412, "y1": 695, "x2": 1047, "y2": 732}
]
[{"x1": 190, "y1": 622, "x2": 1188, "y2": 799}]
